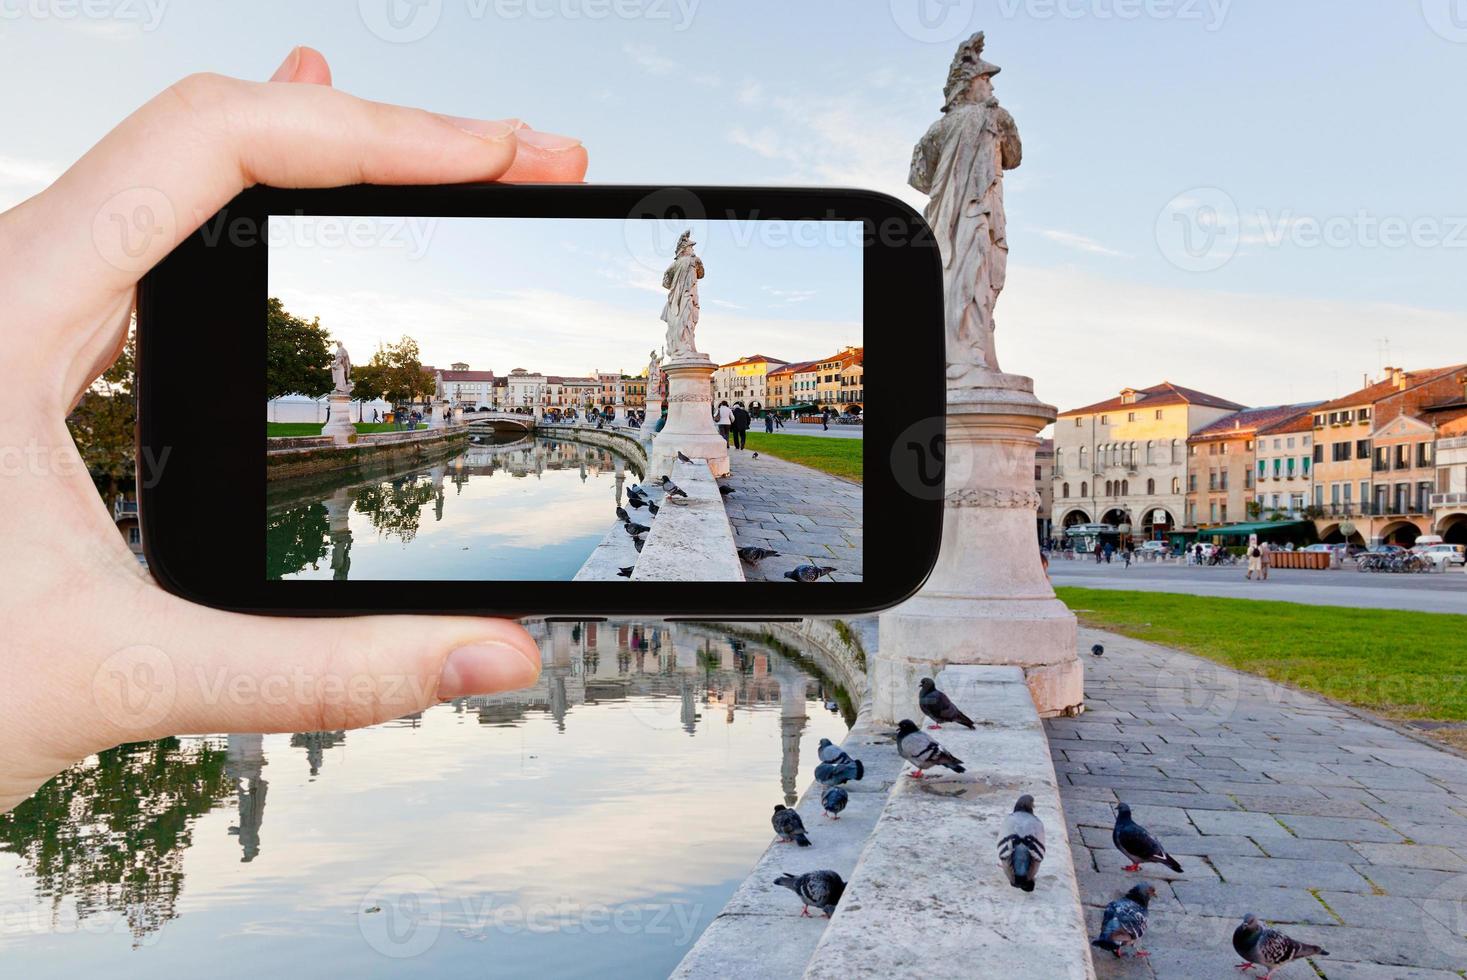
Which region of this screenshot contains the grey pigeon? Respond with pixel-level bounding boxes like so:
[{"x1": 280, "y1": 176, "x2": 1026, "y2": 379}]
[
  {"x1": 773, "y1": 870, "x2": 845, "y2": 918},
  {"x1": 1113, "y1": 802, "x2": 1183, "y2": 873},
  {"x1": 918, "y1": 677, "x2": 975, "y2": 730},
  {"x1": 648, "y1": 501, "x2": 659, "y2": 516},
  {"x1": 627, "y1": 495, "x2": 647, "y2": 510},
  {"x1": 816, "y1": 737, "x2": 851, "y2": 765},
  {"x1": 659, "y1": 476, "x2": 688, "y2": 498},
  {"x1": 616, "y1": 506, "x2": 630, "y2": 522},
  {"x1": 751, "y1": 452, "x2": 758, "y2": 459},
  {"x1": 998, "y1": 794, "x2": 1046, "y2": 892},
  {"x1": 1233, "y1": 914, "x2": 1328, "y2": 978},
  {"x1": 1091, "y1": 883, "x2": 1155, "y2": 958},
  {"x1": 771, "y1": 805, "x2": 811, "y2": 847},
  {"x1": 1091, "y1": 643, "x2": 1104, "y2": 657},
  {"x1": 821, "y1": 786, "x2": 848, "y2": 819},
  {"x1": 894, "y1": 719, "x2": 965, "y2": 777},
  {"x1": 633, "y1": 536, "x2": 645, "y2": 553},
  {"x1": 784, "y1": 564, "x2": 837, "y2": 582},
  {"x1": 623, "y1": 521, "x2": 651, "y2": 536},
  {"x1": 719, "y1": 485, "x2": 735, "y2": 495},
  {"x1": 617, "y1": 566, "x2": 633, "y2": 578},
  {"x1": 814, "y1": 759, "x2": 863, "y2": 786},
  {"x1": 738, "y1": 546, "x2": 781, "y2": 565},
  {"x1": 628, "y1": 484, "x2": 648, "y2": 499},
  {"x1": 677, "y1": 451, "x2": 693, "y2": 463}
]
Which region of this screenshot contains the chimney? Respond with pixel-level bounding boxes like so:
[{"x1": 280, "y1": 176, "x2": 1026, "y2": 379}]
[{"x1": 1389, "y1": 366, "x2": 1407, "y2": 390}]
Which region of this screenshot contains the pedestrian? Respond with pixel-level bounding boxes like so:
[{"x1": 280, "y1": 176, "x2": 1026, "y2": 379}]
[
  {"x1": 1193, "y1": 542, "x2": 1203, "y2": 566},
  {"x1": 654, "y1": 406, "x2": 668, "y2": 433},
  {"x1": 1246, "y1": 534, "x2": 1263, "y2": 580},
  {"x1": 1123, "y1": 545, "x2": 1132, "y2": 569},
  {"x1": 1260, "y1": 540, "x2": 1272, "y2": 581},
  {"x1": 764, "y1": 411, "x2": 774, "y2": 434},
  {"x1": 731, "y1": 402, "x2": 750, "y2": 450},
  {"x1": 821, "y1": 407, "x2": 830, "y2": 431},
  {"x1": 715, "y1": 400, "x2": 734, "y2": 446}
]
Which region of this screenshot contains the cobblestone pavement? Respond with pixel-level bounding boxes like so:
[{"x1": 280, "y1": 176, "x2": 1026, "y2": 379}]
[
  {"x1": 720, "y1": 446, "x2": 862, "y2": 582},
  {"x1": 1049, "y1": 628, "x2": 1467, "y2": 979}
]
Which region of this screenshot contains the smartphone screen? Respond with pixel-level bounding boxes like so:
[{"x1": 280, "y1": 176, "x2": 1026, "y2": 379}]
[{"x1": 264, "y1": 215, "x2": 864, "y2": 585}]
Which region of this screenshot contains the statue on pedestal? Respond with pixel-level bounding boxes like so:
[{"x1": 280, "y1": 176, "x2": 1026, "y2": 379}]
[
  {"x1": 646, "y1": 348, "x2": 661, "y2": 387},
  {"x1": 661, "y1": 230, "x2": 704, "y2": 358},
  {"x1": 909, "y1": 31, "x2": 1022, "y2": 386},
  {"x1": 330, "y1": 341, "x2": 352, "y2": 395}
]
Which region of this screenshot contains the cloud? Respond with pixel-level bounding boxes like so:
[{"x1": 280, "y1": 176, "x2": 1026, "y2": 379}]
[
  {"x1": 1037, "y1": 229, "x2": 1132, "y2": 258},
  {"x1": 622, "y1": 42, "x2": 676, "y2": 75}
]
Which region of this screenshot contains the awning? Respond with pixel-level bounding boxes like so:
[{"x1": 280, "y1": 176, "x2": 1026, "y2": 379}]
[{"x1": 1195, "y1": 520, "x2": 1314, "y2": 540}]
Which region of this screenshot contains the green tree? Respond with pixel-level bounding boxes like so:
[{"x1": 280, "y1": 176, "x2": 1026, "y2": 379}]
[
  {"x1": 350, "y1": 336, "x2": 433, "y2": 409},
  {"x1": 266, "y1": 297, "x2": 333, "y2": 400},
  {"x1": 67, "y1": 327, "x2": 137, "y2": 494}
]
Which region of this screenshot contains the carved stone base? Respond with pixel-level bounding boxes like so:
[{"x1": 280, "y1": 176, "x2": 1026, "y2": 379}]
[
  {"x1": 321, "y1": 393, "x2": 355, "y2": 446},
  {"x1": 875, "y1": 373, "x2": 1083, "y2": 719},
  {"x1": 649, "y1": 355, "x2": 729, "y2": 478}
]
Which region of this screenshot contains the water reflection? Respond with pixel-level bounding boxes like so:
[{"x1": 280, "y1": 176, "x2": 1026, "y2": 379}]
[
  {"x1": 267, "y1": 435, "x2": 644, "y2": 581},
  {"x1": 0, "y1": 623, "x2": 850, "y2": 977}
]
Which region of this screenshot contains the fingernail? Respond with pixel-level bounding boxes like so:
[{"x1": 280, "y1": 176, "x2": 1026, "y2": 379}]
[
  {"x1": 269, "y1": 46, "x2": 302, "y2": 82},
  {"x1": 435, "y1": 114, "x2": 517, "y2": 142},
  {"x1": 517, "y1": 129, "x2": 583, "y2": 151},
  {"x1": 438, "y1": 642, "x2": 540, "y2": 699}
]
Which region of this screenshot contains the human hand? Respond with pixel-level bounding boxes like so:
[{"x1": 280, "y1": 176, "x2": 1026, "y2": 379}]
[{"x1": 0, "y1": 47, "x2": 588, "y2": 814}]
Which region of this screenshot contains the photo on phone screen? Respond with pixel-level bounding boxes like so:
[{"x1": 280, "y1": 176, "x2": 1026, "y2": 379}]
[{"x1": 264, "y1": 215, "x2": 864, "y2": 585}]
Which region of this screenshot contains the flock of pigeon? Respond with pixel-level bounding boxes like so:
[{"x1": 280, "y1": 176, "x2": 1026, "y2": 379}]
[
  {"x1": 618, "y1": 453, "x2": 835, "y2": 583},
  {"x1": 770, "y1": 678, "x2": 1330, "y2": 978}
]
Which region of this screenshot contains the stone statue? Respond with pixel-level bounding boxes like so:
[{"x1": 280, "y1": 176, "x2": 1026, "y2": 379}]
[
  {"x1": 661, "y1": 230, "x2": 704, "y2": 358},
  {"x1": 909, "y1": 32, "x2": 1022, "y2": 386},
  {"x1": 434, "y1": 369, "x2": 445, "y2": 402},
  {"x1": 330, "y1": 341, "x2": 352, "y2": 395}
]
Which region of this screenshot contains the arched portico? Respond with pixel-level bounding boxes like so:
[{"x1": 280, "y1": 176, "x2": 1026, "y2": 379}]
[
  {"x1": 1439, "y1": 512, "x2": 1467, "y2": 545},
  {"x1": 1062, "y1": 509, "x2": 1092, "y2": 528},
  {"x1": 1380, "y1": 520, "x2": 1423, "y2": 547}
]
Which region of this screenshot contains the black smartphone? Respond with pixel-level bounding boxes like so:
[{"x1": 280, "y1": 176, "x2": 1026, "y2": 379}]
[{"x1": 137, "y1": 184, "x2": 945, "y2": 618}]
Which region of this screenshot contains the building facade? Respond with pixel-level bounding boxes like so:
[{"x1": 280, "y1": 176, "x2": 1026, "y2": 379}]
[
  {"x1": 712, "y1": 354, "x2": 788, "y2": 411},
  {"x1": 1253, "y1": 411, "x2": 1317, "y2": 520},
  {"x1": 1035, "y1": 437, "x2": 1054, "y2": 544},
  {"x1": 1052, "y1": 382, "x2": 1245, "y2": 543},
  {"x1": 1185, "y1": 405, "x2": 1314, "y2": 530},
  {"x1": 1433, "y1": 413, "x2": 1467, "y2": 545}
]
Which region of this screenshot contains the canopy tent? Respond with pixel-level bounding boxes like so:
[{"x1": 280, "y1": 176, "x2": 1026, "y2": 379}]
[{"x1": 1193, "y1": 520, "x2": 1315, "y2": 542}]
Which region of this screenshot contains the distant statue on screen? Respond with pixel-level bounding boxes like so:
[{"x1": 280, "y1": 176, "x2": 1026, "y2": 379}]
[
  {"x1": 661, "y1": 230, "x2": 704, "y2": 358},
  {"x1": 331, "y1": 341, "x2": 352, "y2": 395},
  {"x1": 909, "y1": 31, "x2": 1022, "y2": 386}
]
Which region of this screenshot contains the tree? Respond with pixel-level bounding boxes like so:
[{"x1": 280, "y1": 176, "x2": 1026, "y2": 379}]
[
  {"x1": 353, "y1": 336, "x2": 433, "y2": 408},
  {"x1": 67, "y1": 327, "x2": 136, "y2": 494},
  {"x1": 266, "y1": 297, "x2": 333, "y2": 400}
]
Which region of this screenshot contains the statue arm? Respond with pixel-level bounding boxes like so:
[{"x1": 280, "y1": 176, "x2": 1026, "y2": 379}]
[
  {"x1": 694, "y1": 257, "x2": 705, "y2": 279},
  {"x1": 662, "y1": 264, "x2": 675, "y2": 290},
  {"x1": 908, "y1": 138, "x2": 934, "y2": 195},
  {"x1": 996, "y1": 107, "x2": 1022, "y2": 170}
]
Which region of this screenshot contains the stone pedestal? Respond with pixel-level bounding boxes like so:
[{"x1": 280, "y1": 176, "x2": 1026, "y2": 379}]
[
  {"x1": 613, "y1": 403, "x2": 628, "y2": 427},
  {"x1": 645, "y1": 395, "x2": 663, "y2": 425},
  {"x1": 321, "y1": 393, "x2": 355, "y2": 445},
  {"x1": 428, "y1": 399, "x2": 449, "y2": 429},
  {"x1": 875, "y1": 371, "x2": 1082, "y2": 720},
  {"x1": 649, "y1": 354, "x2": 728, "y2": 478}
]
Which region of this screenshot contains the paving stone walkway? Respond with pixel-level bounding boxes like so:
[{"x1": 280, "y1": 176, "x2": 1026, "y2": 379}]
[
  {"x1": 1048, "y1": 628, "x2": 1467, "y2": 979},
  {"x1": 720, "y1": 446, "x2": 863, "y2": 583}
]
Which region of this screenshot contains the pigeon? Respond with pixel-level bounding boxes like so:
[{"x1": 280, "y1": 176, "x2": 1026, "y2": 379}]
[
  {"x1": 1091, "y1": 643, "x2": 1104, "y2": 657},
  {"x1": 676, "y1": 451, "x2": 694, "y2": 463},
  {"x1": 1233, "y1": 914, "x2": 1328, "y2": 977},
  {"x1": 659, "y1": 476, "x2": 688, "y2": 498},
  {"x1": 893, "y1": 719, "x2": 966, "y2": 778},
  {"x1": 771, "y1": 805, "x2": 811, "y2": 847},
  {"x1": 628, "y1": 484, "x2": 648, "y2": 499},
  {"x1": 633, "y1": 537, "x2": 645, "y2": 553},
  {"x1": 784, "y1": 565, "x2": 837, "y2": 583},
  {"x1": 918, "y1": 677, "x2": 975, "y2": 730},
  {"x1": 1091, "y1": 883, "x2": 1155, "y2": 958},
  {"x1": 738, "y1": 546, "x2": 782, "y2": 565},
  {"x1": 616, "y1": 506, "x2": 630, "y2": 522},
  {"x1": 1113, "y1": 803, "x2": 1184, "y2": 874},
  {"x1": 816, "y1": 737, "x2": 851, "y2": 765},
  {"x1": 814, "y1": 759, "x2": 864, "y2": 786},
  {"x1": 648, "y1": 502, "x2": 660, "y2": 516},
  {"x1": 821, "y1": 786, "x2": 848, "y2": 819},
  {"x1": 997, "y1": 794, "x2": 1046, "y2": 892},
  {"x1": 719, "y1": 485, "x2": 736, "y2": 496},
  {"x1": 772, "y1": 870, "x2": 845, "y2": 918},
  {"x1": 623, "y1": 521, "x2": 651, "y2": 536},
  {"x1": 752, "y1": 452, "x2": 759, "y2": 459},
  {"x1": 617, "y1": 566, "x2": 633, "y2": 578},
  {"x1": 627, "y1": 495, "x2": 648, "y2": 510}
]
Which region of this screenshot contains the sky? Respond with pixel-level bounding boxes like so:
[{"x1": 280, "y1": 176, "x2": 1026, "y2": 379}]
[
  {"x1": 4, "y1": 1, "x2": 1465, "y2": 413},
  {"x1": 267, "y1": 215, "x2": 863, "y2": 375}
]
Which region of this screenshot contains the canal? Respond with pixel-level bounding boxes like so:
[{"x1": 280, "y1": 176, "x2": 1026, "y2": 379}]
[
  {"x1": 267, "y1": 433, "x2": 644, "y2": 581},
  {"x1": 0, "y1": 623, "x2": 853, "y2": 977}
]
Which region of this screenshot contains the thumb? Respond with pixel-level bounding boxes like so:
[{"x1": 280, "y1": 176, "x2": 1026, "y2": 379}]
[{"x1": 84, "y1": 593, "x2": 541, "y2": 745}]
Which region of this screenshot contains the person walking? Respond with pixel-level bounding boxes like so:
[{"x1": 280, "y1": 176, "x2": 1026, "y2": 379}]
[
  {"x1": 1260, "y1": 540, "x2": 1273, "y2": 581},
  {"x1": 715, "y1": 400, "x2": 734, "y2": 446},
  {"x1": 764, "y1": 410, "x2": 774, "y2": 434},
  {"x1": 731, "y1": 402, "x2": 750, "y2": 450},
  {"x1": 1246, "y1": 534, "x2": 1263, "y2": 580},
  {"x1": 821, "y1": 407, "x2": 830, "y2": 431}
]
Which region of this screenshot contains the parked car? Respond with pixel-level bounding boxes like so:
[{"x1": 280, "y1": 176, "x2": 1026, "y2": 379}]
[
  {"x1": 1416, "y1": 543, "x2": 1467, "y2": 568},
  {"x1": 1137, "y1": 540, "x2": 1168, "y2": 556}
]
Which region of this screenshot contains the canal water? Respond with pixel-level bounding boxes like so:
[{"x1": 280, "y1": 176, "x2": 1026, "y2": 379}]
[
  {"x1": 0, "y1": 624, "x2": 852, "y2": 978},
  {"x1": 268, "y1": 433, "x2": 643, "y2": 581}
]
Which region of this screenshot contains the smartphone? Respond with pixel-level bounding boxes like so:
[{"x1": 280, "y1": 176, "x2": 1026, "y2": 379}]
[{"x1": 137, "y1": 184, "x2": 945, "y2": 618}]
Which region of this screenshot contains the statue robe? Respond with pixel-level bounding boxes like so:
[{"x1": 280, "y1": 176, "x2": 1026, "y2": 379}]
[{"x1": 661, "y1": 253, "x2": 704, "y2": 357}]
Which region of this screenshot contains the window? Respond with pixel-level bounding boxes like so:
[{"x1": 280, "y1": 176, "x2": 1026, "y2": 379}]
[
  {"x1": 1273, "y1": 439, "x2": 1282, "y2": 450},
  {"x1": 1313, "y1": 445, "x2": 1324, "y2": 463},
  {"x1": 1220, "y1": 503, "x2": 1228, "y2": 522},
  {"x1": 1220, "y1": 471, "x2": 1230, "y2": 490},
  {"x1": 1332, "y1": 442, "x2": 1350, "y2": 462},
  {"x1": 1171, "y1": 477, "x2": 1180, "y2": 495},
  {"x1": 1081, "y1": 481, "x2": 1088, "y2": 497},
  {"x1": 1418, "y1": 443, "x2": 1433, "y2": 467},
  {"x1": 1188, "y1": 474, "x2": 1197, "y2": 492},
  {"x1": 1245, "y1": 440, "x2": 1254, "y2": 451},
  {"x1": 1127, "y1": 412, "x2": 1136, "y2": 422},
  {"x1": 1121, "y1": 480, "x2": 1129, "y2": 496},
  {"x1": 1147, "y1": 478, "x2": 1156, "y2": 495},
  {"x1": 1062, "y1": 483, "x2": 1070, "y2": 498},
  {"x1": 1210, "y1": 502, "x2": 1218, "y2": 523},
  {"x1": 1154, "y1": 409, "x2": 1163, "y2": 420},
  {"x1": 1359, "y1": 408, "x2": 1371, "y2": 422},
  {"x1": 1100, "y1": 415, "x2": 1109, "y2": 425},
  {"x1": 1208, "y1": 471, "x2": 1218, "y2": 491},
  {"x1": 1105, "y1": 480, "x2": 1113, "y2": 496},
  {"x1": 1034, "y1": 464, "x2": 1042, "y2": 481},
  {"x1": 1357, "y1": 439, "x2": 1371, "y2": 460},
  {"x1": 1075, "y1": 417, "x2": 1083, "y2": 427}
]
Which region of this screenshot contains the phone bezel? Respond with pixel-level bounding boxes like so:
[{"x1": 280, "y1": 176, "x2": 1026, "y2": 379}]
[{"x1": 137, "y1": 183, "x2": 945, "y2": 617}]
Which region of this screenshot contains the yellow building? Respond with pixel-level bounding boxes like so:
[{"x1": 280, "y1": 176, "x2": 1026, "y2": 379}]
[{"x1": 712, "y1": 354, "x2": 788, "y2": 411}]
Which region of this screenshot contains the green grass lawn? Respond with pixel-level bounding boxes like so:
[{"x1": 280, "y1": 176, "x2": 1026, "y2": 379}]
[
  {"x1": 267, "y1": 422, "x2": 400, "y2": 437},
  {"x1": 1057, "y1": 587, "x2": 1467, "y2": 725},
  {"x1": 741, "y1": 432, "x2": 862, "y2": 482}
]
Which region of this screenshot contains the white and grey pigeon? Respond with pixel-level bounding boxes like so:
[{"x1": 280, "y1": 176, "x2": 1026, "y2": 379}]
[
  {"x1": 997, "y1": 794, "x2": 1046, "y2": 892},
  {"x1": 1113, "y1": 803, "x2": 1183, "y2": 874},
  {"x1": 771, "y1": 804, "x2": 811, "y2": 847},
  {"x1": 1091, "y1": 883, "x2": 1156, "y2": 958},
  {"x1": 814, "y1": 759, "x2": 863, "y2": 786},
  {"x1": 893, "y1": 719, "x2": 966, "y2": 778},
  {"x1": 817, "y1": 737, "x2": 851, "y2": 766},
  {"x1": 1233, "y1": 913, "x2": 1328, "y2": 978},
  {"x1": 821, "y1": 786, "x2": 848, "y2": 819},
  {"x1": 659, "y1": 476, "x2": 688, "y2": 498},
  {"x1": 773, "y1": 870, "x2": 845, "y2": 918}
]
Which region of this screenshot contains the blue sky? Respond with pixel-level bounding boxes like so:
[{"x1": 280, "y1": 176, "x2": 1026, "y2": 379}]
[
  {"x1": 4, "y1": 1, "x2": 1465, "y2": 411},
  {"x1": 268, "y1": 216, "x2": 863, "y2": 374}
]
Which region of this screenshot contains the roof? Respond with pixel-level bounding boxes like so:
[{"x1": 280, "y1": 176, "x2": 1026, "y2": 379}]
[
  {"x1": 1311, "y1": 365, "x2": 1467, "y2": 413},
  {"x1": 1058, "y1": 382, "x2": 1246, "y2": 418},
  {"x1": 1191, "y1": 404, "x2": 1319, "y2": 441},
  {"x1": 440, "y1": 370, "x2": 495, "y2": 382},
  {"x1": 1257, "y1": 410, "x2": 1318, "y2": 436},
  {"x1": 768, "y1": 359, "x2": 820, "y2": 377},
  {"x1": 1199, "y1": 520, "x2": 1314, "y2": 540},
  {"x1": 719, "y1": 354, "x2": 789, "y2": 368}
]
